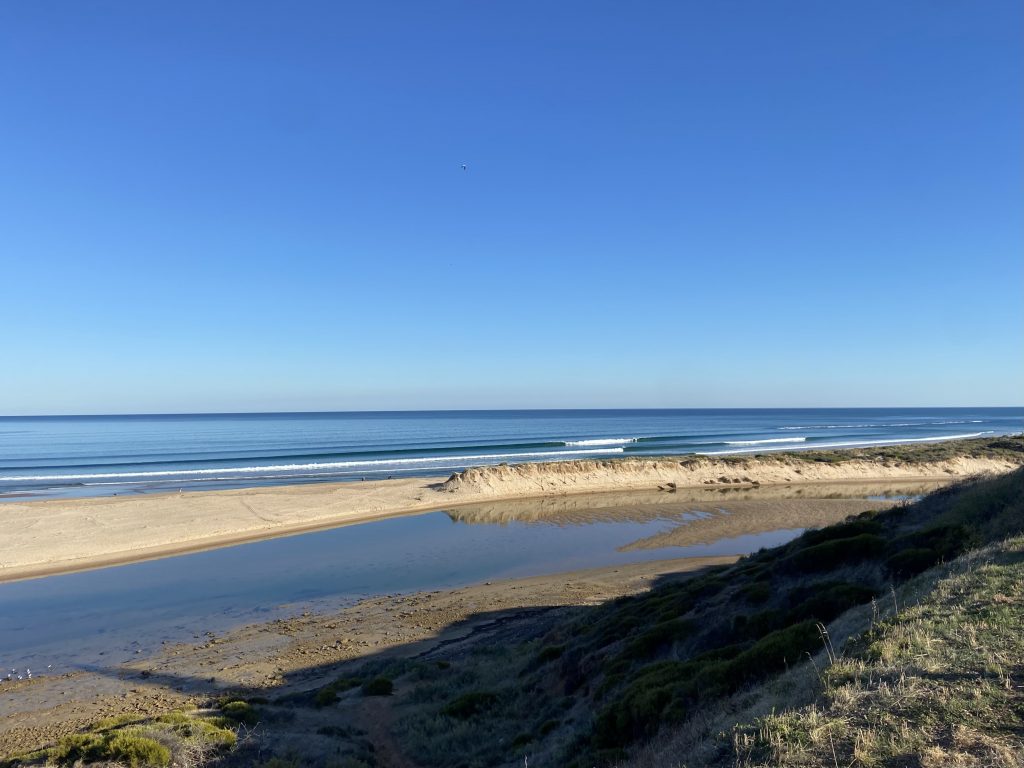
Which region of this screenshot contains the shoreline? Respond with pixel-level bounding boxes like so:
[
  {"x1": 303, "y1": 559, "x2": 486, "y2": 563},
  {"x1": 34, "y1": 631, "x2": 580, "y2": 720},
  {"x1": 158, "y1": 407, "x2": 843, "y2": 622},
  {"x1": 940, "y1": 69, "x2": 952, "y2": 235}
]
[
  {"x1": 2, "y1": 440, "x2": 1021, "y2": 583},
  {"x1": 0, "y1": 553, "x2": 741, "y2": 755}
]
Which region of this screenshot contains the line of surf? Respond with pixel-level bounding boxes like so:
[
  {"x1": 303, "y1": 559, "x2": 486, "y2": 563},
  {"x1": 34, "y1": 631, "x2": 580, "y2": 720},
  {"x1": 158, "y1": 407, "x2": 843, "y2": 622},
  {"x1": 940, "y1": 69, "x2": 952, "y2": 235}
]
[
  {"x1": 0, "y1": 447, "x2": 627, "y2": 482},
  {"x1": 724, "y1": 437, "x2": 807, "y2": 446},
  {"x1": 778, "y1": 420, "x2": 986, "y2": 430},
  {"x1": 562, "y1": 438, "x2": 640, "y2": 447},
  {"x1": 702, "y1": 431, "x2": 994, "y2": 455}
]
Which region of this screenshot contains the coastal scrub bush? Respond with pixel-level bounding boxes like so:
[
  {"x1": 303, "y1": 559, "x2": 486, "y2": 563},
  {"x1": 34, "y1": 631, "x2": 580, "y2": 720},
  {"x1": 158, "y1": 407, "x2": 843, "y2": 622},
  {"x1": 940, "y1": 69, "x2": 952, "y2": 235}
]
[
  {"x1": 219, "y1": 699, "x2": 258, "y2": 725},
  {"x1": 314, "y1": 677, "x2": 363, "y2": 706},
  {"x1": 620, "y1": 618, "x2": 696, "y2": 662},
  {"x1": 105, "y1": 731, "x2": 171, "y2": 767},
  {"x1": 49, "y1": 730, "x2": 172, "y2": 768},
  {"x1": 441, "y1": 690, "x2": 500, "y2": 719},
  {"x1": 49, "y1": 733, "x2": 108, "y2": 763},
  {"x1": 787, "y1": 582, "x2": 876, "y2": 624},
  {"x1": 783, "y1": 534, "x2": 886, "y2": 573},
  {"x1": 361, "y1": 677, "x2": 394, "y2": 696},
  {"x1": 593, "y1": 661, "x2": 691, "y2": 747},
  {"x1": 884, "y1": 547, "x2": 941, "y2": 576},
  {"x1": 157, "y1": 713, "x2": 237, "y2": 748},
  {"x1": 682, "y1": 621, "x2": 822, "y2": 704},
  {"x1": 536, "y1": 644, "x2": 565, "y2": 664},
  {"x1": 890, "y1": 524, "x2": 973, "y2": 562},
  {"x1": 738, "y1": 580, "x2": 772, "y2": 604},
  {"x1": 730, "y1": 610, "x2": 778, "y2": 642},
  {"x1": 798, "y1": 517, "x2": 882, "y2": 547}
]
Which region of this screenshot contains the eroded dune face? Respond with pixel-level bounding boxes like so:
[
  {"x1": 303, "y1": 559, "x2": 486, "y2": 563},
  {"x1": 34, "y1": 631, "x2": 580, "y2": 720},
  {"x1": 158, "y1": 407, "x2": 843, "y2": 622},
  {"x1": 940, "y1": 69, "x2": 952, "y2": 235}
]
[{"x1": 440, "y1": 455, "x2": 1021, "y2": 498}]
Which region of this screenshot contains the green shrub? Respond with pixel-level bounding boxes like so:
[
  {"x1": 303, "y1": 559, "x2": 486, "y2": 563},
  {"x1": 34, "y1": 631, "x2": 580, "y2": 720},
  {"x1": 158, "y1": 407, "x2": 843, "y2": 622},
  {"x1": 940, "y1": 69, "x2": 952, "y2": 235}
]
[
  {"x1": 720, "y1": 620, "x2": 822, "y2": 689},
  {"x1": 49, "y1": 733, "x2": 108, "y2": 763},
  {"x1": 890, "y1": 524, "x2": 973, "y2": 562},
  {"x1": 361, "y1": 677, "x2": 394, "y2": 696},
  {"x1": 219, "y1": 700, "x2": 258, "y2": 725},
  {"x1": 731, "y1": 610, "x2": 778, "y2": 641},
  {"x1": 511, "y1": 732, "x2": 534, "y2": 748},
  {"x1": 592, "y1": 661, "x2": 696, "y2": 747},
  {"x1": 738, "y1": 581, "x2": 772, "y2": 604},
  {"x1": 442, "y1": 690, "x2": 500, "y2": 719},
  {"x1": 536, "y1": 644, "x2": 566, "y2": 664},
  {"x1": 539, "y1": 718, "x2": 560, "y2": 735},
  {"x1": 620, "y1": 618, "x2": 696, "y2": 661},
  {"x1": 798, "y1": 517, "x2": 882, "y2": 547},
  {"x1": 788, "y1": 582, "x2": 876, "y2": 623},
  {"x1": 885, "y1": 547, "x2": 940, "y2": 576},
  {"x1": 314, "y1": 677, "x2": 363, "y2": 707},
  {"x1": 784, "y1": 534, "x2": 887, "y2": 573},
  {"x1": 105, "y1": 732, "x2": 171, "y2": 767}
]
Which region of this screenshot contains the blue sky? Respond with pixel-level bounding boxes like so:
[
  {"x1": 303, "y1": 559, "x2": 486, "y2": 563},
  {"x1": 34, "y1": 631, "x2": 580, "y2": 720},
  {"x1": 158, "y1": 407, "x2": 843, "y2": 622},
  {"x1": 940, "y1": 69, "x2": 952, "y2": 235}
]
[{"x1": 1, "y1": 2, "x2": 1021, "y2": 414}]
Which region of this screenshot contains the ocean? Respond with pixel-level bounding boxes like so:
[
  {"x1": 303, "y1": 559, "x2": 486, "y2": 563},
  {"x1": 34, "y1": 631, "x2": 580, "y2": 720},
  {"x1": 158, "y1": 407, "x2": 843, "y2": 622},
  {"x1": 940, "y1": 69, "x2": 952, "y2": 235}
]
[{"x1": 0, "y1": 408, "x2": 1020, "y2": 500}]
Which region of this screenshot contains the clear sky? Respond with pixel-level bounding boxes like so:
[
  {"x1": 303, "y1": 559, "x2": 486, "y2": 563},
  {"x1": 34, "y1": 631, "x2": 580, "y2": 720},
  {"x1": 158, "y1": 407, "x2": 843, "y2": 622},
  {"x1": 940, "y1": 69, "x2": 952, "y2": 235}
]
[{"x1": 1, "y1": 2, "x2": 1021, "y2": 414}]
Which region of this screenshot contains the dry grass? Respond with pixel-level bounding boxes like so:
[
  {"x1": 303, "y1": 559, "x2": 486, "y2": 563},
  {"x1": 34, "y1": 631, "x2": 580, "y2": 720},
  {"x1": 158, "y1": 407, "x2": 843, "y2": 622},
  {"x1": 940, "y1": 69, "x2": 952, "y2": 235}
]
[
  {"x1": 731, "y1": 537, "x2": 1024, "y2": 767},
  {"x1": 0, "y1": 709, "x2": 239, "y2": 768}
]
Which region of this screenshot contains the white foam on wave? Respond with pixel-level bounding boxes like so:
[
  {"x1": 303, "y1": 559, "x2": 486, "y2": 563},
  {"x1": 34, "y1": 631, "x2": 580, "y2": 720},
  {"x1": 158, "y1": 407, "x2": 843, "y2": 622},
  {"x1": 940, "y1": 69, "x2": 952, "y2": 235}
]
[
  {"x1": 563, "y1": 438, "x2": 639, "y2": 447},
  {"x1": 779, "y1": 420, "x2": 986, "y2": 430},
  {"x1": 0, "y1": 447, "x2": 626, "y2": 483},
  {"x1": 704, "y1": 431, "x2": 994, "y2": 455},
  {"x1": 725, "y1": 437, "x2": 807, "y2": 446}
]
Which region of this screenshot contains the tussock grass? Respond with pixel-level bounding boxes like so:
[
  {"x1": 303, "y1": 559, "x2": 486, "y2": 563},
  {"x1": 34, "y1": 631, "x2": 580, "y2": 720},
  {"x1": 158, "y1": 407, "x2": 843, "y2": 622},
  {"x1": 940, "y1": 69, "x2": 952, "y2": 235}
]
[{"x1": 732, "y1": 537, "x2": 1024, "y2": 767}]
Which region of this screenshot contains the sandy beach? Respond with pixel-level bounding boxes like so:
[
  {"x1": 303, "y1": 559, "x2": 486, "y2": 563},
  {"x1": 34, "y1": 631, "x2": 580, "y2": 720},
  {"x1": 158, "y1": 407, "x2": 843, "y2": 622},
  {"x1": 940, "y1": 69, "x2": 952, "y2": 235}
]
[{"x1": 1, "y1": 451, "x2": 1019, "y2": 582}]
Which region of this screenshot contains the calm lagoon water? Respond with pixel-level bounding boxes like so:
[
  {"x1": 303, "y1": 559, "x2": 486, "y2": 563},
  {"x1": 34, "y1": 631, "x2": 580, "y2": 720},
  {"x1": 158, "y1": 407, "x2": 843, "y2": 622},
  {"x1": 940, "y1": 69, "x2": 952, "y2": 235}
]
[{"x1": 0, "y1": 506, "x2": 800, "y2": 670}]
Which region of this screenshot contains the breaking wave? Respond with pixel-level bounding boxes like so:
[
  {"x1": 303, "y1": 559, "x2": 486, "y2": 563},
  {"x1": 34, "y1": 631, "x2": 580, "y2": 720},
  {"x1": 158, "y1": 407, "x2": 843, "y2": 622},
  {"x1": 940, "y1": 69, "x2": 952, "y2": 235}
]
[
  {"x1": 0, "y1": 447, "x2": 627, "y2": 482},
  {"x1": 704, "y1": 431, "x2": 995, "y2": 455},
  {"x1": 562, "y1": 438, "x2": 639, "y2": 447},
  {"x1": 779, "y1": 420, "x2": 986, "y2": 430},
  {"x1": 724, "y1": 437, "x2": 807, "y2": 446}
]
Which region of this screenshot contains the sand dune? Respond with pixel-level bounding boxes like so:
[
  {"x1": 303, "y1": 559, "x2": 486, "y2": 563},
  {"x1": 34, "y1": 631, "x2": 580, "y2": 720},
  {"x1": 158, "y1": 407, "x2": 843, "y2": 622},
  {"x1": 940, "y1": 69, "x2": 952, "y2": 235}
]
[{"x1": 440, "y1": 454, "x2": 1018, "y2": 497}]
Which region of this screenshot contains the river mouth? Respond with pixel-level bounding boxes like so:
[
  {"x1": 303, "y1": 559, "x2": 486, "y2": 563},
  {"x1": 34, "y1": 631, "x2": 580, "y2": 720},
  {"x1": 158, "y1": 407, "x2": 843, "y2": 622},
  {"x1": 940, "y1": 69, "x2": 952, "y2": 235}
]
[{"x1": 0, "y1": 485, "x2": 927, "y2": 672}]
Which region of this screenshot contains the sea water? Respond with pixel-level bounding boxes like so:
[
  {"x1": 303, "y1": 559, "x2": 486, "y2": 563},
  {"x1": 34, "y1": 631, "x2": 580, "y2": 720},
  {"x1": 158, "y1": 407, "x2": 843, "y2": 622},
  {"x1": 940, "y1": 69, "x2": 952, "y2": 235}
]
[{"x1": 0, "y1": 408, "x2": 1020, "y2": 499}]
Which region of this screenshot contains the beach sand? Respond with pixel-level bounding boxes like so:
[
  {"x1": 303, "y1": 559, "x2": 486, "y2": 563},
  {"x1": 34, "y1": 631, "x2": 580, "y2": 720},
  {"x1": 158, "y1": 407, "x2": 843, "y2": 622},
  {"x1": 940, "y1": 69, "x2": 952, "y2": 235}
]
[{"x1": 1, "y1": 453, "x2": 1017, "y2": 582}]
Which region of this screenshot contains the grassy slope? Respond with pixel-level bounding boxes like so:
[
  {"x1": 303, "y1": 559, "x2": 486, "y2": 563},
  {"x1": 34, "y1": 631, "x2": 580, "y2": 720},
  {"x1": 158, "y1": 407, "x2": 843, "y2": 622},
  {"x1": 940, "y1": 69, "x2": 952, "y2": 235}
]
[{"x1": 730, "y1": 537, "x2": 1024, "y2": 767}]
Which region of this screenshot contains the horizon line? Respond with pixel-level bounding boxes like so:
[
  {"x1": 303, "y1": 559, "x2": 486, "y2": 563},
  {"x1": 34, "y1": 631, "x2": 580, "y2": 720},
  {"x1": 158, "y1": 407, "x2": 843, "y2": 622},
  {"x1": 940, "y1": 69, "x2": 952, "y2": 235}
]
[{"x1": 2, "y1": 406, "x2": 1022, "y2": 419}]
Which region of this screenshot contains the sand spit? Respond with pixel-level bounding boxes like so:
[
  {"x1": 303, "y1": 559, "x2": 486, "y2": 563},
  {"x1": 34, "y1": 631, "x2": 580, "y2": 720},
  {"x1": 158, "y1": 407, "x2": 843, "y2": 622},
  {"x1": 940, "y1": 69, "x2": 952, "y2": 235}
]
[
  {"x1": 440, "y1": 454, "x2": 1020, "y2": 498},
  {"x1": 1, "y1": 447, "x2": 1019, "y2": 582}
]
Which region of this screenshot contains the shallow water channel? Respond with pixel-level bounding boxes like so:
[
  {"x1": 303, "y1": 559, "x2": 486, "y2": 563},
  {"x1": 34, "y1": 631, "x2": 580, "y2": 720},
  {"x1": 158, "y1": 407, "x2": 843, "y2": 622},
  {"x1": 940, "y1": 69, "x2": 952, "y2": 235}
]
[{"x1": 0, "y1": 485, "x2": 928, "y2": 671}]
